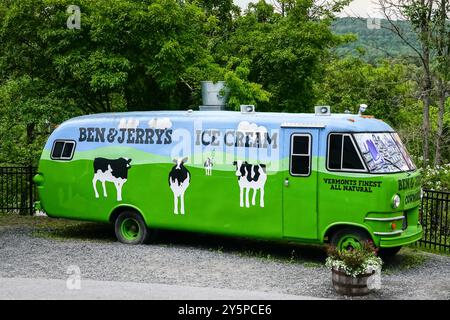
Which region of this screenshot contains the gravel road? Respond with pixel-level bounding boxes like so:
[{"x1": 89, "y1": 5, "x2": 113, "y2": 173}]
[
  {"x1": 0, "y1": 277, "x2": 320, "y2": 300},
  {"x1": 0, "y1": 223, "x2": 449, "y2": 300}
]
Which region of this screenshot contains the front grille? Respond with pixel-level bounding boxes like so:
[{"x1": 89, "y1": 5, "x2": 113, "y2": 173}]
[{"x1": 402, "y1": 213, "x2": 408, "y2": 230}]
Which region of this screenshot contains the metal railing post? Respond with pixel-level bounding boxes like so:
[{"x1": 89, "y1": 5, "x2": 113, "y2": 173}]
[{"x1": 29, "y1": 165, "x2": 34, "y2": 216}]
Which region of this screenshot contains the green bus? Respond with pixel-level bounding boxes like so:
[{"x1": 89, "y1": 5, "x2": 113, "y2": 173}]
[{"x1": 34, "y1": 109, "x2": 423, "y2": 254}]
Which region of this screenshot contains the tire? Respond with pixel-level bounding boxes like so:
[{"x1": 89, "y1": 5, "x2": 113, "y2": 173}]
[
  {"x1": 330, "y1": 227, "x2": 371, "y2": 251},
  {"x1": 379, "y1": 246, "x2": 402, "y2": 258},
  {"x1": 114, "y1": 210, "x2": 150, "y2": 245}
]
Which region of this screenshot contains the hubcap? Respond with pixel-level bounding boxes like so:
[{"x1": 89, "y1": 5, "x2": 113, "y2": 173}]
[
  {"x1": 121, "y1": 218, "x2": 140, "y2": 240},
  {"x1": 338, "y1": 235, "x2": 361, "y2": 251}
]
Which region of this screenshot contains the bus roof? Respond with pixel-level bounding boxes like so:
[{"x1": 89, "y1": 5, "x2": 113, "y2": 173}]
[{"x1": 62, "y1": 110, "x2": 394, "y2": 132}]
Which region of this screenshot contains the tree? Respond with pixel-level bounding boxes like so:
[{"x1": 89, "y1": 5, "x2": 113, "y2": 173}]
[
  {"x1": 431, "y1": 0, "x2": 450, "y2": 165},
  {"x1": 215, "y1": 0, "x2": 343, "y2": 112},
  {"x1": 0, "y1": 76, "x2": 78, "y2": 166},
  {"x1": 0, "y1": 0, "x2": 273, "y2": 165},
  {"x1": 0, "y1": 0, "x2": 216, "y2": 164},
  {"x1": 314, "y1": 55, "x2": 418, "y2": 127},
  {"x1": 379, "y1": 0, "x2": 435, "y2": 165}
]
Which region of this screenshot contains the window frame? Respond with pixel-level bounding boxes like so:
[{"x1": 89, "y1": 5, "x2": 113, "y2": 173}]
[
  {"x1": 326, "y1": 133, "x2": 368, "y2": 173},
  {"x1": 289, "y1": 133, "x2": 312, "y2": 177},
  {"x1": 50, "y1": 139, "x2": 76, "y2": 161}
]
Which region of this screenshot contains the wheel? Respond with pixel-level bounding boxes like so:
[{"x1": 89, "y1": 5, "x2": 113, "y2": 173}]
[
  {"x1": 114, "y1": 210, "x2": 150, "y2": 245},
  {"x1": 379, "y1": 246, "x2": 402, "y2": 258},
  {"x1": 331, "y1": 227, "x2": 371, "y2": 251}
]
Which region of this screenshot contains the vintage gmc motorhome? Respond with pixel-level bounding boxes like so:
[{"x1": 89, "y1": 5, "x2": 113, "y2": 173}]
[{"x1": 34, "y1": 108, "x2": 423, "y2": 255}]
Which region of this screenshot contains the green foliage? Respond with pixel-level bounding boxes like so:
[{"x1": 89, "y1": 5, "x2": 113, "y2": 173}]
[
  {"x1": 224, "y1": 58, "x2": 271, "y2": 110},
  {"x1": 0, "y1": 0, "x2": 217, "y2": 165},
  {"x1": 0, "y1": 0, "x2": 449, "y2": 171},
  {"x1": 315, "y1": 55, "x2": 418, "y2": 127},
  {"x1": 215, "y1": 0, "x2": 342, "y2": 112},
  {"x1": 0, "y1": 75, "x2": 79, "y2": 165},
  {"x1": 422, "y1": 163, "x2": 450, "y2": 191},
  {"x1": 332, "y1": 17, "x2": 419, "y2": 63}
]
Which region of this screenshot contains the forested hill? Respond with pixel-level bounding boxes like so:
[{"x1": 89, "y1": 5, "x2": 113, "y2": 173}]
[{"x1": 331, "y1": 17, "x2": 419, "y2": 62}]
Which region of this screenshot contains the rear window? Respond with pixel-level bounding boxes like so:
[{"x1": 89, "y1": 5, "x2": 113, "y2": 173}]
[{"x1": 51, "y1": 140, "x2": 76, "y2": 160}]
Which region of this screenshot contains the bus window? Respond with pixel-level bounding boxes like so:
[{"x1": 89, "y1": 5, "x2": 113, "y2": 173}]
[
  {"x1": 290, "y1": 134, "x2": 311, "y2": 176},
  {"x1": 343, "y1": 135, "x2": 365, "y2": 170},
  {"x1": 51, "y1": 140, "x2": 76, "y2": 160},
  {"x1": 51, "y1": 141, "x2": 64, "y2": 159},
  {"x1": 327, "y1": 134, "x2": 366, "y2": 172},
  {"x1": 328, "y1": 134, "x2": 342, "y2": 169}
]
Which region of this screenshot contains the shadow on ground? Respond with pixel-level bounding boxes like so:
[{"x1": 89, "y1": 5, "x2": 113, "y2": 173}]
[
  {"x1": 33, "y1": 220, "x2": 328, "y2": 264},
  {"x1": 1, "y1": 213, "x2": 427, "y2": 270},
  {"x1": 156, "y1": 229, "x2": 328, "y2": 265}
]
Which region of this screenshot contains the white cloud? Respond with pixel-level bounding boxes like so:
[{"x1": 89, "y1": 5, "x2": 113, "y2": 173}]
[
  {"x1": 148, "y1": 118, "x2": 172, "y2": 130},
  {"x1": 118, "y1": 118, "x2": 139, "y2": 129},
  {"x1": 237, "y1": 121, "x2": 268, "y2": 144},
  {"x1": 237, "y1": 121, "x2": 267, "y2": 134}
]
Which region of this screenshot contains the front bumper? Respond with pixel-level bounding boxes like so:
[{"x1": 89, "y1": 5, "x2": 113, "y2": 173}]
[{"x1": 378, "y1": 224, "x2": 423, "y2": 248}]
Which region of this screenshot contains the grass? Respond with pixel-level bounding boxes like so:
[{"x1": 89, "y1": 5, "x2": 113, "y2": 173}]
[
  {"x1": 0, "y1": 213, "x2": 114, "y2": 242},
  {"x1": 382, "y1": 247, "x2": 428, "y2": 274},
  {"x1": 31, "y1": 223, "x2": 115, "y2": 242},
  {"x1": 0, "y1": 213, "x2": 441, "y2": 272},
  {"x1": 409, "y1": 244, "x2": 450, "y2": 256},
  {"x1": 0, "y1": 212, "x2": 85, "y2": 229}
]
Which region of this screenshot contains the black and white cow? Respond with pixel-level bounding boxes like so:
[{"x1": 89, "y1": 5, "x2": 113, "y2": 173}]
[
  {"x1": 233, "y1": 160, "x2": 267, "y2": 208},
  {"x1": 168, "y1": 157, "x2": 190, "y2": 215},
  {"x1": 204, "y1": 157, "x2": 213, "y2": 176},
  {"x1": 93, "y1": 157, "x2": 131, "y2": 202}
]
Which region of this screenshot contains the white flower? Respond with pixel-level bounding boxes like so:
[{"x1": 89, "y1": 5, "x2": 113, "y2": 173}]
[{"x1": 325, "y1": 256, "x2": 383, "y2": 278}]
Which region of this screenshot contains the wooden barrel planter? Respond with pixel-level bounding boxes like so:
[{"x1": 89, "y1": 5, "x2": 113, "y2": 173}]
[{"x1": 331, "y1": 269, "x2": 375, "y2": 296}]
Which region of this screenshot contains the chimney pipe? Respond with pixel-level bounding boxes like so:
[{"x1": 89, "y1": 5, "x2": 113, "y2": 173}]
[{"x1": 199, "y1": 81, "x2": 229, "y2": 111}]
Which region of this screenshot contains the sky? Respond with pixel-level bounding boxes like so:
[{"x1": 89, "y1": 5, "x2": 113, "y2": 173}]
[{"x1": 234, "y1": 0, "x2": 385, "y2": 18}]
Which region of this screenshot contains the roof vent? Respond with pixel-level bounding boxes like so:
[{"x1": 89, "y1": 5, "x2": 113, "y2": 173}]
[
  {"x1": 315, "y1": 105, "x2": 331, "y2": 116},
  {"x1": 240, "y1": 105, "x2": 255, "y2": 113},
  {"x1": 358, "y1": 104, "x2": 368, "y2": 115}
]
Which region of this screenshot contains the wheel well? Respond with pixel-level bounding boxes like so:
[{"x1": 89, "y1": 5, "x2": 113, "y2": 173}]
[
  {"x1": 109, "y1": 205, "x2": 144, "y2": 224},
  {"x1": 323, "y1": 224, "x2": 372, "y2": 243}
]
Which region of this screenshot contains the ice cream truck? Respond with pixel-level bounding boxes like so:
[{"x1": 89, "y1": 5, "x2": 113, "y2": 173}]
[{"x1": 33, "y1": 106, "x2": 423, "y2": 255}]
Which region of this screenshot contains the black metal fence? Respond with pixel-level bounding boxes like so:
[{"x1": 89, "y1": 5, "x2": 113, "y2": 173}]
[
  {"x1": 419, "y1": 189, "x2": 450, "y2": 252},
  {"x1": 0, "y1": 166, "x2": 37, "y2": 215},
  {"x1": 0, "y1": 166, "x2": 449, "y2": 252}
]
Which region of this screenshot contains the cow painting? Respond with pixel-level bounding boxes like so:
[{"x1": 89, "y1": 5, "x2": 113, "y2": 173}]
[
  {"x1": 204, "y1": 157, "x2": 213, "y2": 176},
  {"x1": 233, "y1": 160, "x2": 267, "y2": 208},
  {"x1": 93, "y1": 157, "x2": 132, "y2": 201},
  {"x1": 168, "y1": 157, "x2": 190, "y2": 215}
]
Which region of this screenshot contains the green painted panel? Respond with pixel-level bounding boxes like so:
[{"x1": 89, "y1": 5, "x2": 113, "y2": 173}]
[
  {"x1": 38, "y1": 156, "x2": 283, "y2": 239},
  {"x1": 282, "y1": 128, "x2": 319, "y2": 239},
  {"x1": 36, "y1": 144, "x2": 423, "y2": 247}
]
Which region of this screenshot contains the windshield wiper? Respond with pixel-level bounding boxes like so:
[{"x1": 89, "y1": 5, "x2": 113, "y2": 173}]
[{"x1": 383, "y1": 157, "x2": 411, "y2": 176}]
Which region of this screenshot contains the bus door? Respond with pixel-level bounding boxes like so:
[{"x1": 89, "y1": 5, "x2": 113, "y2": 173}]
[{"x1": 282, "y1": 128, "x2": 319, "y2": 239}]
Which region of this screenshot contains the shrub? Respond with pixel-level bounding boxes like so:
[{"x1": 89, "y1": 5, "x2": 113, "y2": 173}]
[
  {"x1": 421, "y1": 163, "x2": 450, "y2": 191},
  {"x1": 325, "y1": 241, "x2": 383, "y2": 277}
]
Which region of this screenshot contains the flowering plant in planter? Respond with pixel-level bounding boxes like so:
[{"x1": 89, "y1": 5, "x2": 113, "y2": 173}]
[
  {"x1": 325, "y1": 241, "x2": 383, "y2": 277},
  {"x1": 325, "y1": 241, "x2": 383, "y2": 296}
]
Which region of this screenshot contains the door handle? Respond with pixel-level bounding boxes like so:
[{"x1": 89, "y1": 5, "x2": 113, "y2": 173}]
[{"x1": 284, "y1": 178, "x2": 289, "y2": 187}]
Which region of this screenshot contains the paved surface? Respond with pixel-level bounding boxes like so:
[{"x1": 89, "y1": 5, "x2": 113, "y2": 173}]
[
  {"x1": 0, "y1": 224, "x2": 449, "y2": 300},
  {"x1": 0, "y1": 277, "x2": 320, "y2": 300}
]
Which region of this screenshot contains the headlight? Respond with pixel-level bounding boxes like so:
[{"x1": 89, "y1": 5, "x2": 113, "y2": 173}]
[{"x1": 392, "y1": 194, "x2": 401, "y2": 208}]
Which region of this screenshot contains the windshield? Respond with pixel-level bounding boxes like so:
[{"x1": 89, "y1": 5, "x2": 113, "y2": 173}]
[{"x1": 353, "y1": 132, "x2": 416, "y2": 173}]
